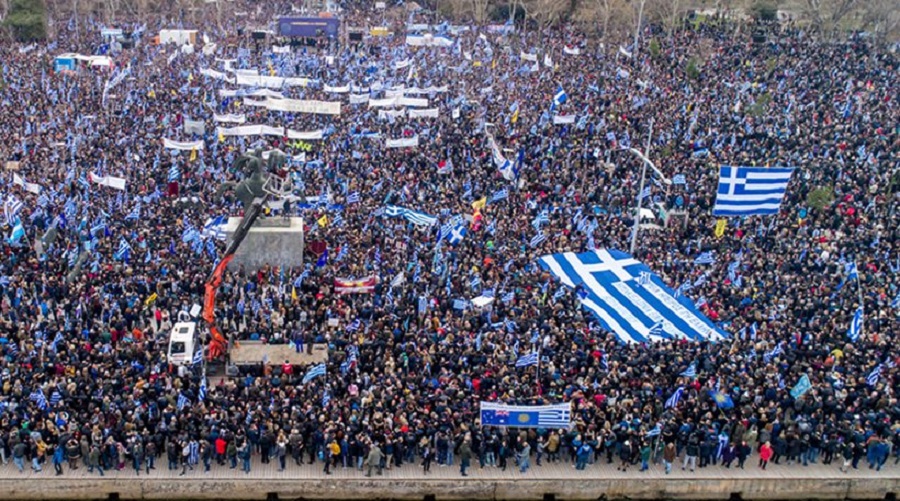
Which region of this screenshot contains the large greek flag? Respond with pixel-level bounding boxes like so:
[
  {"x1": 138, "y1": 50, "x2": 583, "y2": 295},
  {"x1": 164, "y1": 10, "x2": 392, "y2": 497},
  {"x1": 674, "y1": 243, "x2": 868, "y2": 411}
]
[
  {"x1": 713, "y1": 166, "x2": 793, "y2": 216},
  {"x1": 383, "y1": 205, "x2": 437, "y2": 227},
  {"x1": 538, "y1": 249, "x2": 726, "y2": 344},
  {"x1": 480, "y1": 401, "x2": 571, "y2": 429}
]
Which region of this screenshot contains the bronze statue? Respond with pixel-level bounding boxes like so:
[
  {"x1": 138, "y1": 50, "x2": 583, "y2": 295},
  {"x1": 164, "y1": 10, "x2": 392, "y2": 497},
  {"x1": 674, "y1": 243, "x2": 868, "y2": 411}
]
[{"x1": 217, "y1": 148, "x2": 289, "y2": 207}]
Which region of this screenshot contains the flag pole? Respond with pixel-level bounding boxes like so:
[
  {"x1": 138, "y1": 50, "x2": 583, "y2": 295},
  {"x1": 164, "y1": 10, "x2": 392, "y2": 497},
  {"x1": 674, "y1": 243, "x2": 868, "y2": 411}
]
[{"x1": 857, "y1": 265, "x2": 866, "y2": 340}]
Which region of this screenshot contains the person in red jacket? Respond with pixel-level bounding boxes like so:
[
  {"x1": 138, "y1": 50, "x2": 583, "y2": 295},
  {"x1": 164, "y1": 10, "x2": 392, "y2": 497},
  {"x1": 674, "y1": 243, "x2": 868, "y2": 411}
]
[
  {"x1": 215, "y1": 437, "x2": 227, "y2": 466},
  {"x1": 759, "y1": 441, "x2": 773, "y2": 470}
]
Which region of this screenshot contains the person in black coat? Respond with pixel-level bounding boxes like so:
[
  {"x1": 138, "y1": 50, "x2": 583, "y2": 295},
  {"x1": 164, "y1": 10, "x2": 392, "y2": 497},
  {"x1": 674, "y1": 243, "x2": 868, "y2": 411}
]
[
  {"x1": 736, "y1": 441, "x2": 751, "y2": 469},
  {"x1": 722, "y1": 443, "x2": 737, "y2": 468}
]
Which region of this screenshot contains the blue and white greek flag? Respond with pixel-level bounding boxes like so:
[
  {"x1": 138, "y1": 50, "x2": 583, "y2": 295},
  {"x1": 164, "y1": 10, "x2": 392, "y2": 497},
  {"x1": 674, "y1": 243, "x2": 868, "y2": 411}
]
[
  {"x1": 383, "y1": 205, "x2": 437, "y2": 226},
  {"x1": 177, "y1": 393, "x2": 190, "y2": 411},
  {"x1": 515, "y1": 352, "x2": 539, "y2": 368},
  {"x1": 530, "y1": 232, "x2": 547, "y2": 248},
  {"x1": 680, "y1": 362, "x2": 697, "y2": 378},
  {"x1": 491, "y1": 188, "x2": 509, "y2": 202},
  {"x1": 712, "y1": 166, "x2": 794, "y2": 216},
  {"x1": 638, "y1": 185, "x2": 651, "y2": 201},
  {"x1": 694, "y1": 251, "x2": 716, "y2": 265},
  {"x1": 866, "y1": 364, "x2": 882, "y2": 386},
  {"x1": 665, "y1": 387, "x2": 684, "y2": 408},
  {"x1": 115, "y1": 237, "x2": 132, "y2": 260},
  {"x1": 202, "y1": 216, "x2": 227, "y2": 241},
  {"x1": 552, "y1": 85, "x2": 568, "y2": 109},
  {"x1": 763, "y1": 343, "x2": 783, "y2": 363},
  {"x1": 672, "y1": 174, "x2": 686, "y2": 185},
  {"x1": 192, "y1": 347, "x2": 203, "y2": 365},
  {"x1": 124, "y1": 204, "x2": 141, "y2": 221},
  {"x1": 347, "y1": 191, "x2": 360, "y2": 204},
  {"x1": 480, "y1": 401, "x2": 571, "y2": 429},
  {"x1": 847, "y1": 307, "x2": 863, "y2": 343},
  {"x1": 845, "y1": 261, "x2": 859, "y2": 281},
  {"x1": 448, "y1": 223, "x2": 467, "y2": 245},
  {"x1": 30, "y1": 390, "x2": 48, "y2": 410},
  {"x1": 302, "y1": 363, "x2": 326, "y2": 384},
  {"x1": 538, "y1": 250, "x2": 725, "y2": 344},
  {"x1": 198, "y1": 377, "x2": 207, "y2": 401},
  {"x1": 646, "y1": 424, "x2": 662, "y2": 437},
  {"x1": 168, "y1": 164, "x2": 181, "y2": 182}
]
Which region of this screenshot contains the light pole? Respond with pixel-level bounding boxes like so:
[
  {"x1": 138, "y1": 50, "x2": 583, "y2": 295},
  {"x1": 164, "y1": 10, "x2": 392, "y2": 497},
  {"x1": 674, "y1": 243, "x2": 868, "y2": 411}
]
[{"x1": 626, "y1": 119, "x2": 670, "y2": 255}]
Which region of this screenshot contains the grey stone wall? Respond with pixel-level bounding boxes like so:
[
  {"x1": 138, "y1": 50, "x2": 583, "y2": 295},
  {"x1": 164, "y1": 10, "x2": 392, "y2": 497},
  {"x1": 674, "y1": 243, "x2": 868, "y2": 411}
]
[
  {"x1": 223, "y1": 217, "x2": 304, "y2": 271},
  {"x1": 3, "y1": 476, "x2": 897, "y2": 500}
]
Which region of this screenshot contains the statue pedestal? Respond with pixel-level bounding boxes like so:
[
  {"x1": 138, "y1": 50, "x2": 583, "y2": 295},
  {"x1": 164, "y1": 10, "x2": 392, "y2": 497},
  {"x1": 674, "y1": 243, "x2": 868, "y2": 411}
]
[{"x1": 222, "y1": 216, "x2": 304, "y2": 270}]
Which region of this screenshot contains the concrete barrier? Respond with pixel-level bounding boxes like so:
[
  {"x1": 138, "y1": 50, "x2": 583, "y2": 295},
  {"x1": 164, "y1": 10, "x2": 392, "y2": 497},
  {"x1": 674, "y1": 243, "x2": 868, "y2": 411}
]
[{"x1": 1, "y1": 476, "x2": 897, "y2": 500}]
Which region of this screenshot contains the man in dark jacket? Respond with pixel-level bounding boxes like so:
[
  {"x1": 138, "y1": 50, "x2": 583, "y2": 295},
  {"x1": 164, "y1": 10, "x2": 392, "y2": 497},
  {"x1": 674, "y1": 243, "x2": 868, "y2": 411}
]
[{"x1": 458, "y1": 437, "x2": 472, "y2": 477}]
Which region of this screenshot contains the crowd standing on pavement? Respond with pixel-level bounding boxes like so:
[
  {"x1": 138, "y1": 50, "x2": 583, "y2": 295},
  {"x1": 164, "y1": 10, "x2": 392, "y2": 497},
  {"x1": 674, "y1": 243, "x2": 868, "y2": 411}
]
[{"x1": 0, "y1": 0, "x2": 898, "y2": 479}]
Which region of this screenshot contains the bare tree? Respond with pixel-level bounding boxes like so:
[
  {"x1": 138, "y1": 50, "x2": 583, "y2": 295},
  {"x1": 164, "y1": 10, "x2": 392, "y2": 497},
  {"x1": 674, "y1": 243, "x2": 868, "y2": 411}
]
[
  {"x1": 526, "y1": 0, "x2": 567, "y2": 28},
  {"x1": 801, "y1": 0, "x2": 859, "y2": 39},
  {"x1": 472, "y1": 0, "x2": 490, "y2": 23},
  {"x1": 595, "y1": 0, "x2": 612, "y2": 38},
  {"x1": 654, "y1": 0, "x2": 684, "y2": 40},
  {"x1": 857, "y1": 0, "x2": 900, "y2": 43},
  {"x1": 630, "y1": 0, "x2": 648, "y2": 56}
]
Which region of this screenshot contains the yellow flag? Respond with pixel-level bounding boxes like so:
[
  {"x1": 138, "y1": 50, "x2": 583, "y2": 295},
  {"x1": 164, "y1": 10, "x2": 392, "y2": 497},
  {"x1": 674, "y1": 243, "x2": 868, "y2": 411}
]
[
  {"x1": 491, "y1": 59, "x2": 497, "y2": 70},
  {"x1": 317, "y1": 215, "x2": 328, "y2": 227},
  {"x1": 189, "y1": 148, "x2": 198, "y2": 162},
  {"x1": 473, "y1": 61, "x2": 482, "y2": 67},
  {"x1": 511, "y1": 108, "x2": 519, "y2": 124},
  {"x1": 218, "y1": 132, "x2": 225, "y2": 143},
  {"x1": 714, "y1": 218, "x2": 727, "y2": 238},
  {"x1": 471, "y1": 197, "x2": 487, "y2": 211},
  {"x1": 144, "y1": 293, "x2": 158, "y2": 306},
  {"x1": 291, "y1": 286, "x2": 298, "y2": 301}
]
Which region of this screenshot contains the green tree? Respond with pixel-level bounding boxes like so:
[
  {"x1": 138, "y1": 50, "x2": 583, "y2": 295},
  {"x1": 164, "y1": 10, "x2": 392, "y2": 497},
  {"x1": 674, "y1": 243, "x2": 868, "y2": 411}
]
[
  {"x1": 3, "y1": 0, "x2": 48, "y2": 41},
  {"x1": 807, "y1": 187, "x2": 835, "y2": 211},
  {"x1": 685, "y1": 58, "x2": 700, "y2": 80},
  {"x1": 747, "y1": 92, "x2": 772, "y2": 118},
  {"x1": 649, "y1": 39, "x2": 661, "y2": 59}
]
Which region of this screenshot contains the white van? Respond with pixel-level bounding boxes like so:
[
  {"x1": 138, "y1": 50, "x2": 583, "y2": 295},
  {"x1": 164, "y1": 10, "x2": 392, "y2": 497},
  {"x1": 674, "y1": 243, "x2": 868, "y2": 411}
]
[{"x1": 167, "y1": 322, "x2": 198, "y2": 366}]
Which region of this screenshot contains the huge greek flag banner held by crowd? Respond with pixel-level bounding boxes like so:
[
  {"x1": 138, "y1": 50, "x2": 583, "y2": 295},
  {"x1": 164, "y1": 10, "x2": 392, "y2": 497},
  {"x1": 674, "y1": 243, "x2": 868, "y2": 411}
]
[
  {"x1": 480, "y1": 402, "x2": 572, "y2": 429},
  {"x1": 712, "y1": 166, "x2": 794, "y2": 216},
  {"x1": 538, "y1": 250, "x2": 726, "y2": 344}
]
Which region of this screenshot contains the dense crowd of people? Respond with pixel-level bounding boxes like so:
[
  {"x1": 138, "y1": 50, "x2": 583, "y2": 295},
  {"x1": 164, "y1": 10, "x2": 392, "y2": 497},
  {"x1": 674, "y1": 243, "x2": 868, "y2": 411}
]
[{"x1": 0, "y1": 1, "x2": 897, "y2": 480}]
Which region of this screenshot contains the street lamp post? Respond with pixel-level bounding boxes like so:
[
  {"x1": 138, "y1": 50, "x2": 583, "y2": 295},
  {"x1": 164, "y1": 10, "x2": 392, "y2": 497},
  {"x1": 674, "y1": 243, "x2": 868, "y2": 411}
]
[{"x1": 626, "y1": 120, "x2": 670, "y2": 255}]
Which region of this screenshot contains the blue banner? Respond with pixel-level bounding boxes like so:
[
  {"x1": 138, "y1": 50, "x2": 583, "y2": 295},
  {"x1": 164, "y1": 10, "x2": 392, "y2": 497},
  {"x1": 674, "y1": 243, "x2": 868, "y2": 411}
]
[
  {"x1": 790, "y1": 374, "x2": 812, "y2": 399},
  {"x1": 480, "y1": 402, "x2": 571, "y2": 429}
]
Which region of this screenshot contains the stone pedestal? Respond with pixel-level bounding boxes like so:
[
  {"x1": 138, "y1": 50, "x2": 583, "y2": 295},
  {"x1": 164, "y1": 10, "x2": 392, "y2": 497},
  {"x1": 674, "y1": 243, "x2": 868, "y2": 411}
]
[{"x1": 222, "y1": 216, "x2": 304, "y2": 270}]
